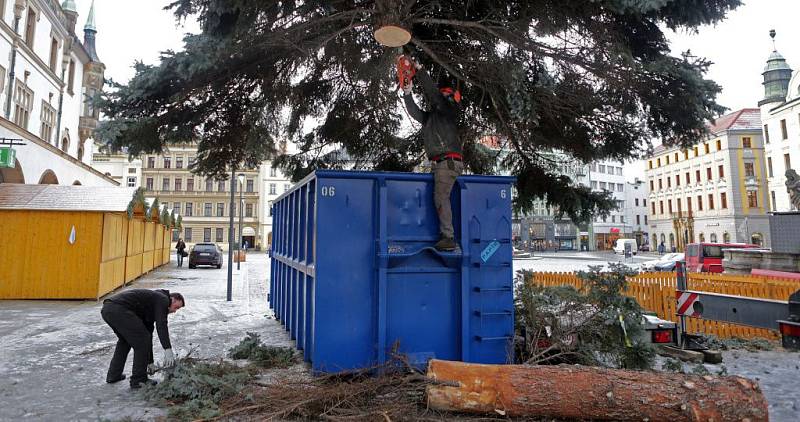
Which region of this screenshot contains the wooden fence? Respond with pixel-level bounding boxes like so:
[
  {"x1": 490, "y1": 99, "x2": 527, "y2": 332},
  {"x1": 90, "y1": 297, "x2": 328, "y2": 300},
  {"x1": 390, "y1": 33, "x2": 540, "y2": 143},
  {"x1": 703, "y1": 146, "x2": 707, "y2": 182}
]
[{"x1": 531, "y1": 272, "x2": 800, "y2": 340}]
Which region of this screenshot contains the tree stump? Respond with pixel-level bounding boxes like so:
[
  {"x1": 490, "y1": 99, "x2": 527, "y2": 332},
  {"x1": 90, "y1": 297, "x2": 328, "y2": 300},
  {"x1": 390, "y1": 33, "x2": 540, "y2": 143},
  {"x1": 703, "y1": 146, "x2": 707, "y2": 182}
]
[
  {"x1": 426, "y1": 359, "x2": 768, "y2": 421},
  {"x1": 373, "y1": 0, "x2": 411, "y2": 47}
]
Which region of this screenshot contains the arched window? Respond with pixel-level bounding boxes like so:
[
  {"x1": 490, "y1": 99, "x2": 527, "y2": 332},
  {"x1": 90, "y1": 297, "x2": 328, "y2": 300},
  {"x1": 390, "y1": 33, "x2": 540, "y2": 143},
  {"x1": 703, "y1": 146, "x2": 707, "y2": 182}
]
[
  {"x1": 652, "y1": 234, "x2": 658, "y2": 247},
  {"x1": 723, "y1": 232, "x2": 731, "y2": 243},
  {"x1": 698, "y1": 233, "x2": 705, "y2": 243},
  {"x1": 660, "y1": 233, "x2": 666, "y2": 243},
  {"x1": 751, "y1": 233, "x2": 763, "y2": 246},
  {"x1": 61, "y1": 136, "x2": 69, "y2": 152},
  {"x1": 669, "y1": 233, "x2": 675, "y2": 250},
  {"x1": 38, "y1": 170, "x2": 59, "y2": 184},
  {"x1": 710, "y1": 233, "x2": 718, "y2": 243}
]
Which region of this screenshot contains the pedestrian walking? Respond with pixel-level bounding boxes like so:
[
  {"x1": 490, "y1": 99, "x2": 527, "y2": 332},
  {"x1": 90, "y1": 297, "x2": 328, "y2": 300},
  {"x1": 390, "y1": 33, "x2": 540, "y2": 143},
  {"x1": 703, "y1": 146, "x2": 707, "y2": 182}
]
[
  {"x1": 400, "y1": 55, "x2": 464, "y2": 252},
  {"x1": 658, "y1": 241, "x2": 665, "y2": 254},
  {"x1": 176, "y1": 238, "x2": 186, "y2": 267},
  {"x1": 101, "y1": 289, "x2": 184, "y2": 389}
]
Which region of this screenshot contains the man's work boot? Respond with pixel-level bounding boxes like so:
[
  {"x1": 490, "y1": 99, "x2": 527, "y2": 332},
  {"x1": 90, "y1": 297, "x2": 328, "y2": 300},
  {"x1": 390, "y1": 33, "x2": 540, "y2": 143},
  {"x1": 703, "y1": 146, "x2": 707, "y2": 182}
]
[
  {"x1": 106, "y1": 374, "x2": 126, "y2": 384},
  {"x1": 130, "y1": 378, "x2": 158, "y2": 389},
  {"x1": 434, "y1": 237, "x2": 457, "y2": 252}
]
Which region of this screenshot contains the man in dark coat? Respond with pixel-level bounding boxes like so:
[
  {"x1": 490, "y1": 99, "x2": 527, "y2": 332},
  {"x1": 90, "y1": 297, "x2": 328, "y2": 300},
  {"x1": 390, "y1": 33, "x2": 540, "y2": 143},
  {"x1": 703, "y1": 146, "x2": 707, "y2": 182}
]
[
  {"x1": 101, "y1": 289, "x2": 184, "y2": 388},
  {"x1": 402, "y1": 57, "x2": 464, "y2": 251},
  {"x1": 176, "y1": 238, "x2": 187, "y2": 267}
]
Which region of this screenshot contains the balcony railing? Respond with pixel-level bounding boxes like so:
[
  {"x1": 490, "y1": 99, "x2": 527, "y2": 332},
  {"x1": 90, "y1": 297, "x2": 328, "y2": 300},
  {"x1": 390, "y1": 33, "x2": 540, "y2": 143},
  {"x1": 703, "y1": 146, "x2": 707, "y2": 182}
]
[{"x1": 145, "y1": 188, "x2": 259, "y2": 196}]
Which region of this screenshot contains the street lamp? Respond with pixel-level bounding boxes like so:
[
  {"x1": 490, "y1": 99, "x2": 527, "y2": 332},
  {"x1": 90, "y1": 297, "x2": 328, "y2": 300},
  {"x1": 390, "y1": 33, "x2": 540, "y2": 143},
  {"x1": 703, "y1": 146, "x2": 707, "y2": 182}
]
[
  {"x1": 237, "y1": 173, "x2": 245, "y2": 270},
  {"x1": 227, "y1": 167, "x2": 236, "y2": 301}
]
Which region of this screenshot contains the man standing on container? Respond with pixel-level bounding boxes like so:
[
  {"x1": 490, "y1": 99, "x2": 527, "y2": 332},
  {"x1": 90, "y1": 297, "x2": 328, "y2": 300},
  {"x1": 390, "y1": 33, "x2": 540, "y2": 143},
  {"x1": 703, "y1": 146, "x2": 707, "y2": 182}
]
[
  {"x1": 400, "y1": 55, "x2": 464, "y2": 251},
  {"x1": 101, "y1": 288, "x2": 184, "y2": 388}
]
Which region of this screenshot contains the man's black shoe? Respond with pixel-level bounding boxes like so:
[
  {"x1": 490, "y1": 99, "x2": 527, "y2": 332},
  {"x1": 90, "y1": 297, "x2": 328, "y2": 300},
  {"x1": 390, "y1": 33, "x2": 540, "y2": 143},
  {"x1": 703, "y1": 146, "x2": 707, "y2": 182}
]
[
  {"x1": 434, "y1": 237, "x2": 457, "y2": 251},
  {"x1": 130, "y1": 379, "x2": 158, "y2": 389},
  {"x1": 106, "y1": 374, "x2": 126, "y2": 384}
]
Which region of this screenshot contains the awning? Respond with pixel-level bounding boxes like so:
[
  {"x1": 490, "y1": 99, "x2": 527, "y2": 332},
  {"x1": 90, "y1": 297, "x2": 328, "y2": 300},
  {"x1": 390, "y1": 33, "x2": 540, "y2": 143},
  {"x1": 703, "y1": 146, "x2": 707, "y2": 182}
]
[{"x1": 242, "y1": 226, "x2": 256, "y2": 236}]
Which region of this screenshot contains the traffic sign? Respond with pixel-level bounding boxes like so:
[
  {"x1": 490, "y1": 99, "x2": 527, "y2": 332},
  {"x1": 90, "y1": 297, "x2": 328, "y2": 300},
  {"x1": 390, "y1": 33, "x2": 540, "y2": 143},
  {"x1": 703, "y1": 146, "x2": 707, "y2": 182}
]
[{"x1": 0, "y1": 147, "x2": 16, "y2": 168}]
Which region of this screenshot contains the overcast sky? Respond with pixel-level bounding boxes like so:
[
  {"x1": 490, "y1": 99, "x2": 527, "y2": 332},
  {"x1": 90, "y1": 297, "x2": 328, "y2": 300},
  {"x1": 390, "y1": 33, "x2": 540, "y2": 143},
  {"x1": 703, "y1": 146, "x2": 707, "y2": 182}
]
[{"x1": 86, "y1": 0, "x2": 798, "y2": 180}]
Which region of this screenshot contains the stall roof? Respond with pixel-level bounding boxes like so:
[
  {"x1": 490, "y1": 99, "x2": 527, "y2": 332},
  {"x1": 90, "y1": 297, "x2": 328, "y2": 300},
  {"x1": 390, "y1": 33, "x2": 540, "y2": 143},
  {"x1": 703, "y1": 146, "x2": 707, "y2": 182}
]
[{"x1": 0, "y1": 185, "x2": 137, "y2": 212}]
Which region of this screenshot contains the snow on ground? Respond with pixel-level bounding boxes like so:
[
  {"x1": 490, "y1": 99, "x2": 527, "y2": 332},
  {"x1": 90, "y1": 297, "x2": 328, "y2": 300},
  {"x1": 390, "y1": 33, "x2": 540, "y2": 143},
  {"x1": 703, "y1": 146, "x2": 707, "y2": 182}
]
[
  {"x1": 0, "y1": 252, "x2": 290, "y2": 422},
  {"x1": 0, "y1": 251, "x2": 797, "y2": 421}
]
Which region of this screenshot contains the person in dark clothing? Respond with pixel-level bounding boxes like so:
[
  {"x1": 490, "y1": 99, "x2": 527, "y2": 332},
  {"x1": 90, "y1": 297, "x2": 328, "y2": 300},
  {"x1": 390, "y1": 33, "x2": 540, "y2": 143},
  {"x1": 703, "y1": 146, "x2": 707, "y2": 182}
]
[
  {"x1": 176, "y1": 238, "x2": 186, "y2": 267},
  {"x1": 101, "y1": 289, "x2": 184, "y2": 388},
  {"x1": 401, "y1": 56, "x2": 464, "y2": 252}
]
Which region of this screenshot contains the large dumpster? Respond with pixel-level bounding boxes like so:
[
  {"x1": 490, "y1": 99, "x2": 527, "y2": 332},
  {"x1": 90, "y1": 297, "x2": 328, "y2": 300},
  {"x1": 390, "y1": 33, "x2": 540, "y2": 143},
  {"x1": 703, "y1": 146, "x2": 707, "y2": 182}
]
[{"x1": 269, "y1": 170, "x2": 515, "y2": 373}]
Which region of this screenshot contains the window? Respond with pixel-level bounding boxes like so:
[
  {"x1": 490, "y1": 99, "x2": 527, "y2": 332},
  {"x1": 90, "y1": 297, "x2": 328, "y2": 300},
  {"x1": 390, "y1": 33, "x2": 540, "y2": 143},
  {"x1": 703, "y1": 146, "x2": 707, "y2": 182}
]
[
  {"x1": 67, "y1": 59, "x2": 75, "y2": 94},
  {"x1": 147, "y1": 157, "x2": 155, "y2": 168},
  {"x1": 708, "y1": 194, "x2": 714, "y2": 210},
  {"x1": 676, "y1": 175, "x2": 680, "y2": 186},
  {"x1": 269, "y1": 183, "x2": 276, "y2": 195},
  {"x1": 697, "y1": 195, "x2": 703, "y2": 211},
  {"x1": 24, "y1": 7, "x2": 36, "y2": 48},
  {"x1": 780, "y1": 119, "x2": 788, "y2": 140},
  {"x1": 217, "y1": 203, "x2": 224, "y2": 217},
  {"x1": 204, "y1": 203, "x2": 212, "y2": 217},
  {"x1": 602, "y1": 215, "x2": 607, "y2": 223},
  {"x1": 659, "y1": 201, "x2": 664, "y2": 214},
  {"x1": 186, "y1": 178, "x2": 194, "y2": 191},
  {"x1": 718, "y1": 165, "x2": 724, "y2": 179},
  {"x1": 651, "y1": 202, "x2": 656, "y2": 215},
  {"x1": 270, "y1": 167, "x2": 277, "y2": 177},
  {"x1": 742, "y1": 137, "x2": 751, "y2": 149},
  {"x1": 706, "y1": 167, "x2": 712, "y2": 180},
  {"x1": 13, "y1": 79, "x2": 33, "y2": 129},
  {"x1": 284, "y1": 184, "x2": 290, "y2": 192},
  {"x1": 188, "y1": 156, "x2": 197, "y2": 167},
  {"x1": 616, "y1": 167, "x2": 622, "y2": 176},
  {"x1": 245, "y1": 203, "x2": 253, "y2": 217},
  {"x1": 655, "y1": 159, "x2": 660, "y2": 168},
  {"x1": 184, "y1": 227, "x2": 192, "y2": 242},
  {"x1": 771, "y1": 191, "x2": 777, "y2": 211},
  {"x1": 674, "y1": 152, "x2": 679, "y2": 162},
  {"x1": 185, "y1": 203, "x2": 193, "y2": 217},
  {"x1": 215, "y1": 228, "x2": 224, "y2": 242},
  {"x1": 747, "y1": 191, "x2": 758, "y2": 208},
  {"x1": 764, "y1": 124, "x2": 770, "y2": 143},
  {"x1": 204, "y1": 228, "x2": 211, "y2": 242},
  {"x1": 685, "y1": 172, "x2": 690, "y2": 185},
  {"x1": 649, "y1": 180, "x2": 654, "y2": 191},
  {"x1": 635, "y1": 198, "x2": 639, "y2": 206},
  {"x1": 677, "y1": 198, "x2": 682, "y2": 212},
  {"x1": 667, "y1": 177, "x2": 671, "y2": 188},
  {"x1": 698, "y1": 233, "x2": 705, "y2": 243},
  {"x1": 127, "y1": 176, "x2": 136, "y2": 187},
  {"x1": 666, "y1": 156, "x2": 670, "y2": 165},
  {"x1": 785, "y1": 153, "x2": 791, "y2": 170},
  {"x1": 644, "y1": 215, "x2": 648, "y2": 224},
  {"x1": 268, "y1": 201, "x2": 273, "y2": 217},
  {"x1": 768, "y1": 157, "x2": 774, "y2": 178},
  {"x1": 599, "y1": 164, "x2": 606, "y2": 172},
  {"x1": 687, "y1": 197, "x2": 692, "y2": 213},
  {"x1": 716, "y1": 139, "x2": 721, "y2": 151},
  {"x1": 128, "y1": 168, "x2": 137, "y2": 174},
  {"x1": 684, "y1": 150, "x2": 689, "y2": 160},
  {"x1": 658, "y1": 179, "x2": 662, "y2": 190},
  {"x1": 218, "y1": 180, "x2": 226, "y2": 192},
  {"x1": 174, "y1": 178, "x2": 182, "y2": 191},
  {"x1": 163, "y1": 157, "x2": 171, "y2": 168},
  {"x1": 173, "y1": 203, "x2": 180, "y2": 215},
  {"x1": 146, "y1": 178, "x2": 154, "y2": 190},
  {"x1": 607, "y1": 166, "x2": 614, "y2": 174},
  {"x1": 49, "y1": 38, "x2": 59, "y2": 73},
  {"x1": 693, "y1": 146, "x2": 699, "y2": 157},
  {"x1": 176, "y1": 157, "x2": 183, "y2": 168},
  {"x1": 173, "y1": 230, "x2": 180, "y2": 242},
  {"x1": 720, "y1": 192, "x2": 727, "y2": 209},
  {"x1": 704, "y1": 143, "x2": 710, "y2": 154},
  {"x1": 668, "y1": 200, "x2": 673, "y2": 213},
  {"x1": 695, "y1": 170, "x2": 701, "y2": 183},
  {"x1": 617, "y1": 183, "x2": 623, "y2": 192},
  {"x1": 648, "y1": 160, "x2": 653, "y2": 169},
  {"x1": 593, "y1": 181, "x2": 599, "y2": 189},
  {"x1": 744, "y1": 162, "x2": 755, "y2": 177},
  {"x1": 611, "y1": 215, "x2": 616, "y2": 223},
  {"x1": 246, "y1": 179, "x2": 254, "y2": 192},
  {"x1": 600, "y1": 181, "x2": 607, "y2": 190},
  {"x1": 40, "y1": 101, "x2": 55, "y2": 143},
  {"x1": 636, "y1": 215, "x2": 640, "y2": 225},
  {"x1": 206, "y1": 179, "x2": 213, "y2": 192},
  {"x1": 162, "y1": 178, "x2": 170, "y2": 191}
]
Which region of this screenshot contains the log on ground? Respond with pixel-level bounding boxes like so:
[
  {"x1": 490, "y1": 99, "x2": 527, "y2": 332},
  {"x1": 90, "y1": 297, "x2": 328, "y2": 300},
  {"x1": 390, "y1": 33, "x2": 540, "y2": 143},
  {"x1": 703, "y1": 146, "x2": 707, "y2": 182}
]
[{"x1": 426, "y1": 359, "x2": 768, "y2": 422}]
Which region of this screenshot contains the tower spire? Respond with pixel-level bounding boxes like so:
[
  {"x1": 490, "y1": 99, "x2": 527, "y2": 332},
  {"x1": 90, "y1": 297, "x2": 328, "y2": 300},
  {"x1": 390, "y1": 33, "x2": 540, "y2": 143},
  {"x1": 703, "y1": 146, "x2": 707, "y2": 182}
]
[
  {"x1": 84, "y1": 0, "x2": 96, "y2": 32},
  {"x1": 759, "y1": 29, "x2": 792, "y2": 107},
  {"x1": 83, "y1": 0, "x2": 100, "y2": 62}
]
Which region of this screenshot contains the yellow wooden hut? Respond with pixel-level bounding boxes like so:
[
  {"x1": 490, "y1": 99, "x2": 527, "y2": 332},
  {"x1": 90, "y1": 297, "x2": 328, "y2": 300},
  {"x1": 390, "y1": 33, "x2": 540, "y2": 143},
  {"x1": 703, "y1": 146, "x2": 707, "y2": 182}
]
[{"x1": 0, "y1": 185, "x2": 172, "y2": 299}]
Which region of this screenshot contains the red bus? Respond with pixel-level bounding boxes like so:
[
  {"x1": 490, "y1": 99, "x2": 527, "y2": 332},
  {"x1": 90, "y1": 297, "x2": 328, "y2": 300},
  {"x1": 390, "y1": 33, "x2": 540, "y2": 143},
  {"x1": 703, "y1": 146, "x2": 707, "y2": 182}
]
[{"x1": 684, "y1": 243, "x2": 761, "y2": 273}]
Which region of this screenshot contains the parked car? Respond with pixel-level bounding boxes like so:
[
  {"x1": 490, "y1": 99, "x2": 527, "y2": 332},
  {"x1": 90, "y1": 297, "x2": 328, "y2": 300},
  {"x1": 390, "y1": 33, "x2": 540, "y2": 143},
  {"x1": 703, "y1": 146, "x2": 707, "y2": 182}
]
[
  {"x1": 189, "y1": 243, "x2": 223, "y2": 269},
  {"x1": 513, "y1": 248, "x2": 532, "y2": 259},
  {"x1": 685, "y1": 243, "x2": 760, "y2": 273},
  {"x1": 638, "y1": 244, "x2": 651, "y2": 252},
  {"x1": 613, "y1": 239, "x2": 638, "y2": 255},
  {"x1": 641, "y1": 253, "x2": 684, "y2": 272},
  {"x1": 653, "y1": 254, "x2": 685, "y2": 272}
]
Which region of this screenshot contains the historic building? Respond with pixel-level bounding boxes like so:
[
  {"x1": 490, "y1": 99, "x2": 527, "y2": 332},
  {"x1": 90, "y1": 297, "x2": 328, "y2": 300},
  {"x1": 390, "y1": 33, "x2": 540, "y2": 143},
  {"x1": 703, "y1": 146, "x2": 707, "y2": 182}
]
[
  {"x1": 90, "y1": 146, "x2": 142, "y2": 187},
  {"x1": 646, "y1": 109, "x2": 771, "y2": 252},
  {"x1": 624, "y1": 178, "x2": 649, "y2": 249},
  {"x1": 258, "y1": 161, "x2": 293, "y2": 250},
  {"x1": 758, "y1": 30, "x2": 800, "y2": 212},
  {"x1": 588, "y1": 160, "x2": 630, "y2": 250},
  {"x1": 0, "y1": 0, "x2": 113, "y2": 186},
  {"x1": 140, "y1": 144, "x2": 261, "y2": 249}
]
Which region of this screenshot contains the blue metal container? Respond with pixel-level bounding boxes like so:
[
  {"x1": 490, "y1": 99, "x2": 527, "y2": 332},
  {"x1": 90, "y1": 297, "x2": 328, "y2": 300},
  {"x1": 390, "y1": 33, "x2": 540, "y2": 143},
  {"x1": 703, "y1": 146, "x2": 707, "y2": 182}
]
[{"x1": 269, "y1": 170, "x2": 515, "y2": 373}]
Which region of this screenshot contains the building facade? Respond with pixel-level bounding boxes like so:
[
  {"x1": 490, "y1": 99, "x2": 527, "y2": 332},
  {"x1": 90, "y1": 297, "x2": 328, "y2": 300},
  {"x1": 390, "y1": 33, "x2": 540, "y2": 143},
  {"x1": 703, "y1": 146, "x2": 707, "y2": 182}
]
[
  {"x1": 646, "y1": 109, "x2": 771, "y2": 252},
  {"x1": 589, "y1": 160, "x2": 631, "y2": 250},
  {"x1": 758, "y1": 31, "x2": 800, "y2": 212},
  {"x1": 0, "y1": 0, "x2": 113, "y2": 186},
  {"x1": 141, "y1": 145, "x2": 261, "y2": 249},
  {"x1": 90, "y1": 147, "x2": 142, "y2": 187},
  {"x1": 258, "y1": 161, "x2": 293, "y2": 249},
  {"x1": 624, "y1": 179, "x2": 649, "y2": 249}
]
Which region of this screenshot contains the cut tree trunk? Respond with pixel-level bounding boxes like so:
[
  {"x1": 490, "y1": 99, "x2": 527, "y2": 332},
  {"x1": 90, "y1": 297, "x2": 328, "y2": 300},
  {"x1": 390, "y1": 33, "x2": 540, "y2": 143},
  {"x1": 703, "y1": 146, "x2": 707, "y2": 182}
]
[
  {"x1": 426, "y1": 359, "x2": 768, "y2": 421},
  {"x1": 373, "y1": 0, "x2": 411, "y2": 47}
]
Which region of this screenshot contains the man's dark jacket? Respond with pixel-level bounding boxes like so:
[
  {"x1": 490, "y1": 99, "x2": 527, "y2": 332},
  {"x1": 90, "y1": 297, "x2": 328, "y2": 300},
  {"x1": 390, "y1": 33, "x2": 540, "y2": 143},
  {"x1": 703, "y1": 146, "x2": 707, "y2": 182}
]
[
  {"x1": 176, "y1": 240, "x2": 186, "y2": 252},
  {"x1": 403, "y1": 69, "x2": 462, "y2": 160},
  {"x1": 104, "y1": 289, "x2": 172, "y2": 349}
]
